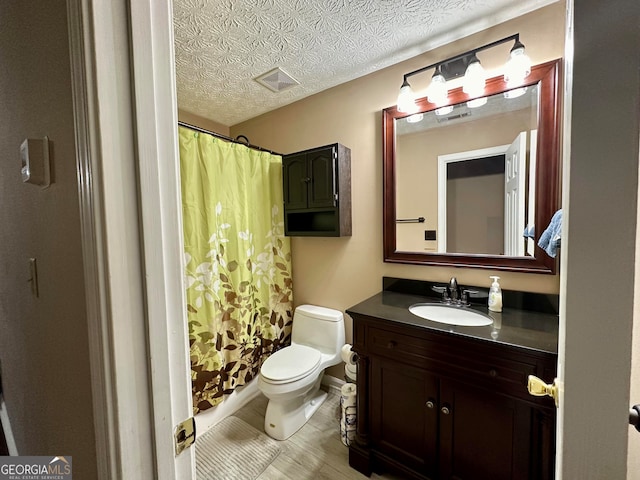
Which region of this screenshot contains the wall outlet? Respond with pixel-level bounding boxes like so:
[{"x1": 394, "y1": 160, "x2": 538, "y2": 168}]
[{"x1": 425, "y1": 230, "x2": 437, "y2": 241}]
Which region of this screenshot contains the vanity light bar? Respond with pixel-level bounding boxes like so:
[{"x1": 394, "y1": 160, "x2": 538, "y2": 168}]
[{"x1": 396, "y1": 33, "x2": 531, "y2": 113}]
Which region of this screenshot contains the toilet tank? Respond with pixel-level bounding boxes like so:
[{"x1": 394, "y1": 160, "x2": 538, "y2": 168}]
[{"x1": 292, "y1": 305, "x2": 345, "y2": 355}]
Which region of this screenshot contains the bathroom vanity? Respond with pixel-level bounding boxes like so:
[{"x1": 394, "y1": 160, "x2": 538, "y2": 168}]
[{"x1": 347, "y1": 278, "x2": 558, "y2": 480}]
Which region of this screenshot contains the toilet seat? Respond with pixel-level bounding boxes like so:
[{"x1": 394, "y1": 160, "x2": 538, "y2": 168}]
[{"x1": 260, "y1": 345, "x2": 321, "y2": 384}]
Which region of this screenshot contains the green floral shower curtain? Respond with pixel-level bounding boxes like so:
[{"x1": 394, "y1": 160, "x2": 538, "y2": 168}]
[{"x1": 179, "y1": 127, "x2": 293, "y2": 414}]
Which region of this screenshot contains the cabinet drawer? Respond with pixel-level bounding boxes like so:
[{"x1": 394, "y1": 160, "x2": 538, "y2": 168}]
[
  {"x1": 443, "y1": 352, "x2": 537, "y2": 394},
  {"x1": 367, "y1": 326, "x2": 540, "y2": 397},
  {"x1": 368, "y1": 326, "x2": 439, "y2": 366}
]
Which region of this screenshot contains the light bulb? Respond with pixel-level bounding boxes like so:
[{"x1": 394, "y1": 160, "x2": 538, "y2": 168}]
[
  {"x1": 406, "y1": 113, "x2": 424, "y2": 123},
  {"x1": 504, "y1": 42, "x2": 531, "y2": 87},
  {"x1": 467, "y1": 97, "x2": 487, "y2": 108},
  {"x1": 435, "y1": 105, "x2": 453, "y2": 116},
  {"x1": 504, "y1": 86, "x2": 528, "y2": 99},
  {"x1": 397, "y1": 80, "x2": 418, "y2": 114},
  {"x1": 463, "y1": 55, "x2": 485, "y2": 97},
  {"x1": 426, "y1": 69, "x2": 448, "y2": 105}
]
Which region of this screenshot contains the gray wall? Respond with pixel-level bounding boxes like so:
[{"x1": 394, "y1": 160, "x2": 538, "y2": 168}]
[{"x1": 0, "y1": 2, "x2": 97, "y2": 478}]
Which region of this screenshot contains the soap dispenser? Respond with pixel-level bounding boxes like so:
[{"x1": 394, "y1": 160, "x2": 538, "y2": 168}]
[{"x1": 488, "y1": 276, "x2": 503, "y2": 312}]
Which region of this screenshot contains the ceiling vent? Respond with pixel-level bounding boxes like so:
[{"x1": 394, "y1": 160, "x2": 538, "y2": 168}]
[
  {"x1": 254, "y1": 67, "x2": 299, "y2": 93},
  {"x1": 437, "y1": 112, "x2": 472, "y2": 123}
]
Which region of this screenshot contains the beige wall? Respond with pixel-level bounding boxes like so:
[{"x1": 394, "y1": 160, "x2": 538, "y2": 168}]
[
  {"x1": 179, "y1": 108, "x2": 230, "y2": 137},
  {"x1": 0, "y1": 2, "x2": 97, "y2": 477},
  {"x1": 229, "y1": 3, "x2": 565, "y2": 378}
]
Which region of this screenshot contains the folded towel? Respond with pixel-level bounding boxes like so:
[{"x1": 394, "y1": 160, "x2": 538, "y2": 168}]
[
  {"x1": 523, "y1": 225, "x2": 535, "y2": 239},
  {"x1": 538, "y1": 209, "x2": 562, "y2": 257}
]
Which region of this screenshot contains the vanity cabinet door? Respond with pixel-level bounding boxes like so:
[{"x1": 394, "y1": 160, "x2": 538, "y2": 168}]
[
  {"x1": 370, "y1": 357, "x2": 439, "y2": 478},
  {"x1": 438, "y1": 379, "x2": 533, "y2": 480}
]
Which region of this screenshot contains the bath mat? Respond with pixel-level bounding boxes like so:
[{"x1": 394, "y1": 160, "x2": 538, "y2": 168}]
[{"x1": 196, "y1": 416, "x2": 281, "y2": 480}]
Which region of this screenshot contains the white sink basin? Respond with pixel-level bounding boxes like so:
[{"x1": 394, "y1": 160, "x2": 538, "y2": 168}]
[{"x1": 408, "y1": 303, "x2": 493, "y2": 327}]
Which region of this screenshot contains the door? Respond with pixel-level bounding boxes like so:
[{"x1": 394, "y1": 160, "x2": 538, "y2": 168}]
[
  {"x1": 370, "y1": 357, "x2": 439, "y2": 477},
  {"x1": 307, "y1": 146, "x2": 337, "y2": 208},
  {"x1": 503, "y1": 132, "x2": 527, "y2": 256},
  {"x1": 439, "y1": 380, "x2": 533, "y2": 480},
  {"x1": 283, "y1": 153, "x2": 309, "y2": 210}
]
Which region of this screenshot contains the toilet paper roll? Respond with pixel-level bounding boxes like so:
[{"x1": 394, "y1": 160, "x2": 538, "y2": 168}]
[
  {"x1": 341, "y1": 344, "x2": 358, "y2": 365},
  {"x1": 344, "y1": 362, "x2": 357, "y2": 383},
  {"x1": 340, "y1": 418, "x2": 356, "y2": 432},
  {"x1": 340, "y1": 419, "x2": 356, "y2": 440},
  {"x1": 340, "y1": 383, "x2": 357, "y2": 408},
  {"x1": 340, "y1": 420, "x2": 356, "y2": 446}
]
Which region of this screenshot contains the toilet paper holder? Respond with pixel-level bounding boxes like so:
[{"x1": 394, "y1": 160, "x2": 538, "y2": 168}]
[{"x1": 341, "y1": 344, "x2": 358, "y2": 365}]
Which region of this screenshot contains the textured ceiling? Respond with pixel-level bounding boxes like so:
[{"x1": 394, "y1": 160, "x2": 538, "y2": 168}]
[{"x1": 173, "y1": 0, "x2": 555, "y2": 127}]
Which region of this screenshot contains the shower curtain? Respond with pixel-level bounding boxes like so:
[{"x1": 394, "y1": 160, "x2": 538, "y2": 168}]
[{"x1": 179, "y1": 127, "x2": 293, "y2": 414}]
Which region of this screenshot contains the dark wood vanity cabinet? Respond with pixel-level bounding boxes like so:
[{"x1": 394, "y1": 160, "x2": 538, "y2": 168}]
[
  {"x1": 349, "y1": 314, "x2": 557, "y2": 480},
  {"x1": 282, "y1": 143, "x2": 351, "y2": 236}
]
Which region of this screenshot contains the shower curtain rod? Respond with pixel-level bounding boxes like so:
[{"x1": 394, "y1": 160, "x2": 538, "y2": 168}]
[{"x1": 178, "y1": 121, "x2": 281, "y2": 155}]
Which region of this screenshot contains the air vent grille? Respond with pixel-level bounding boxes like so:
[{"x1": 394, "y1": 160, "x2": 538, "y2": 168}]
[
  {"x1": 437, "y1": 112, "x2": 472, "y2": 123},
  {"x1": 254, "y1": 67, "x2": 299, "y2": 93}
]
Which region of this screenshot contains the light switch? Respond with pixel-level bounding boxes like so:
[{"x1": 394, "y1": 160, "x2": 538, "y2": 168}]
[
  {"x1": 20, "y1": 137, "x2": 51, "y2": 188},
  {"x1": 28, "y1": 258, "x2": 39, "y2": 298}
]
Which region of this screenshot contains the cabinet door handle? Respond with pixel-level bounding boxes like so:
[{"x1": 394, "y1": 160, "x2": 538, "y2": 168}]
[
  {"x1": 301, "y1": 177, "x2": 311, "y2": 183},
  {"x1": 426, "y1": 400, "x2": 435, "y2": 409},
  {"x1": 441, "y1": 406, "x2": 451, "y2": 415},
  {"x1": 387, "y1": 340, "x2": 397, "y2": 349}
]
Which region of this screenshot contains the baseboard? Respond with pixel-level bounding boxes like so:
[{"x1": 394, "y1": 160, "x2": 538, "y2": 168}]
[
  {"x1": 321, "y1": 374, "x2": 346, "y2": 395},
  {"x1": 0, "y1": 397, "x2": 18, "y2": 455},
  {"x1": 194, "y1": 378, "x2": 261, "y2": 436}
]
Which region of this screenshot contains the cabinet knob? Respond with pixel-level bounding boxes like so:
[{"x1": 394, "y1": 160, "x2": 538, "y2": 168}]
[
  {"x1": 426, "y1": 400, "x2": 435, "y2": 409},
  {"x1": 387, "y1": 340, "x2": 397, "y2": 349},
  {"x1": 489, "y1": 368, "x2": 498, "y2": 377},
  {"x1": 441, "y1": 406, "x2": 451, "y2": 415},
  {"x1": 301, "y1": 177, "x2": 311, "y2": 183}
]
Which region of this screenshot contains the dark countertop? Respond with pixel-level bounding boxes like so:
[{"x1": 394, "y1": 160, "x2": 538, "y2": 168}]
[{"x1": 346, "y1": 279, "x2": 559, "y2": 355}]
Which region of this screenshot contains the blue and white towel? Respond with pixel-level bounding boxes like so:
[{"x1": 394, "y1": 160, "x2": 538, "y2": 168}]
[
  {"x1": 538, "y1": 209, "x2": 562, "y2": 258},
  {"x1": 523, "y1": 225, "x2": 535, "y2": 239}
]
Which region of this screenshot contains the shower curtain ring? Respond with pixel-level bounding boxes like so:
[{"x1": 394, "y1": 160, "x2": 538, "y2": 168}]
[{"x1": 234, "y1": 135, "x2": 250, "y2": 146}]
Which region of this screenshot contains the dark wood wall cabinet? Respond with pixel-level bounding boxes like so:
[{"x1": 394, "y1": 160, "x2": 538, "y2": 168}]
[
  {"x1": 348, "y1": 313, "x2": 557, "y2": 480},
  {"x1": 283, "y1": 143, "x2": 351, "y2": 236}
]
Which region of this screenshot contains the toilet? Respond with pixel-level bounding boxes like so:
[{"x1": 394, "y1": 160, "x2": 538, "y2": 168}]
[{"x1": 258, "y1": 304, "x2": 345, "y2": 440}]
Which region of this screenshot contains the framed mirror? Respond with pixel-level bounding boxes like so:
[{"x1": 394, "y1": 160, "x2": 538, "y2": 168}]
[{"x1": 383, "y1": 59, "x2": 561, "y2": 273}]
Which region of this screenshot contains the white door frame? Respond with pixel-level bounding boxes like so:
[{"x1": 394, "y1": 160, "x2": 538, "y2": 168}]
[
  {"x1": 128, "y1": 0, "x2": 195, "y2": 478},
  {"x1": 437, "y1": 145, "x2": 509, "y2": 252},
  {"x1": 69, "y1": 0, "x2": 194, "y2": 478}
]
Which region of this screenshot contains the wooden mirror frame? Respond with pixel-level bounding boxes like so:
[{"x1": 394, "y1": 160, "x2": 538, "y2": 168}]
[{"x1": 383, "y1": 59, "x2": 561, "y2": 273}]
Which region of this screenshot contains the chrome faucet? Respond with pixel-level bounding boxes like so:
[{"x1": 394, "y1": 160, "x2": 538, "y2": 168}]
[
  {"x1": 433, "y1": 277, "x2": 474, "y2": 306},
  {"x1": 448, "y1": 277, "x2": 460, "y2": 302}
]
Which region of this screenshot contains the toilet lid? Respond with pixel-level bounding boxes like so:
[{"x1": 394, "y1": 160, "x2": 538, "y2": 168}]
[{"x1": 261, "y1": 345, "x2": 321, "y2": 383}]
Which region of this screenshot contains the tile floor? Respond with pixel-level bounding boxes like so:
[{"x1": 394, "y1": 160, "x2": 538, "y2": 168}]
[{"x1": 233, "y1": 388, "x2": 404, "y2": 480}]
